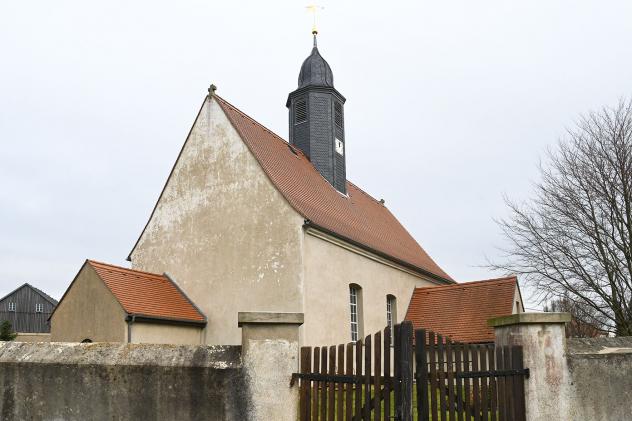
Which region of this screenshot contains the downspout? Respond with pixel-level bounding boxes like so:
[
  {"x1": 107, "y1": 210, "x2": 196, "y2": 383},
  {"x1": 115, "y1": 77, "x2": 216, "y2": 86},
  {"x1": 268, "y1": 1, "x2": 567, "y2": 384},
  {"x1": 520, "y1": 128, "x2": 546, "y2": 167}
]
[{"x1": 126, "y1": 314, "x2": 136, "y2": 343}]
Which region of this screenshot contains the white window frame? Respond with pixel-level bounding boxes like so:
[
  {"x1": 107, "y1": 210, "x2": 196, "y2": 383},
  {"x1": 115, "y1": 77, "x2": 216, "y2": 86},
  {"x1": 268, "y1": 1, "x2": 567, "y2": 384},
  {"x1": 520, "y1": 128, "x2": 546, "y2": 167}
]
[
  {"x1": 350, "y1": 286, "x2": 359, "y2": 342},
  {"x1": 8, "y1": 302, "x2": 16, "y2": 312},
  {"x1": 386, "y1": 297, "x2": 393, "y2": 330},
  {"x1": 35, "y1": 303, "x2": 44, "y2": 313},
  {"x1": 349, "y1": 284, "x2": 364, "y2": 342},
  {"x1": 386, "y1": 294, "x2": 397, "y2": 342}
]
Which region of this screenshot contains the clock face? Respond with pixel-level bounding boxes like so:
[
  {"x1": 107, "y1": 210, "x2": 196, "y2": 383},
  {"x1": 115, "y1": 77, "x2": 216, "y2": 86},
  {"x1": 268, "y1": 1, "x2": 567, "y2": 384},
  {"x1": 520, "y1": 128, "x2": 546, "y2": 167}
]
[{"x1": 335, "y1": 138, "x2": 344, "y2": 155}]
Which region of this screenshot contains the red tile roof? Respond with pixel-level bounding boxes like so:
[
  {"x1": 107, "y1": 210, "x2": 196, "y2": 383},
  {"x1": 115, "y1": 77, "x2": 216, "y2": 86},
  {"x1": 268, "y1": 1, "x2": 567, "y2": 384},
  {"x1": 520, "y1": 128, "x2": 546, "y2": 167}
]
[
  {"x1": 405, "y1": 276, "x2": 519, "y2": 343},
  {"x1": 88, "y1": 260, "x2": 205, "y2": 324},
  {"x1": 214, "y1": 95, "x2": 452, "y2": 282}
]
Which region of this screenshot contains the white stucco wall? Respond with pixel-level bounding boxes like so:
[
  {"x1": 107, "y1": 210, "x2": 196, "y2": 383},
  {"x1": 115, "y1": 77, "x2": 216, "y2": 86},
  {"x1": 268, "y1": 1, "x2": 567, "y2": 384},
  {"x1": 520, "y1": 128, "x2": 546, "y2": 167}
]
[
  {"x1": 130, "y1": 96, "x2": 305, "y2": 345},
  {"x1": 301, "y1": 230, "x2": 439, "y2": 347}
]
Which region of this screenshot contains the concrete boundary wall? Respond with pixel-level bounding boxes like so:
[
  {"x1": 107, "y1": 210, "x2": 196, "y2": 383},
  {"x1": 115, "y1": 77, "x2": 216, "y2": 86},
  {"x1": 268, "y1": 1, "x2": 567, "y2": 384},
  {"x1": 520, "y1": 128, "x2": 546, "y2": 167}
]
[
  {"x1": 566, "y1": 337, "x2": 632, "y2": 421},
  {"x1": 0, "y1": 342, "x2": 247, "y2": 421},
  {"x1": 0, "y1": 311, "x2": 303, "y2": 421},
  {"x1": 490, "y1": 313, "x2": 632, "y2": 421}
]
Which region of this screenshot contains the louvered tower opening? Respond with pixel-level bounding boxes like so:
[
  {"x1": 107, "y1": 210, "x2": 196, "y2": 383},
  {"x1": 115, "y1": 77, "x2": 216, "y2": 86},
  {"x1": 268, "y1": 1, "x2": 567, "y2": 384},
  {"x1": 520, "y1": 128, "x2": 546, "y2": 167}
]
[
  {"x1": 295, "y1": 99, "x2": 308, "y2": 124},
  {"x1": 334, "y1": 101, "x2": 343, "y2": 129}
]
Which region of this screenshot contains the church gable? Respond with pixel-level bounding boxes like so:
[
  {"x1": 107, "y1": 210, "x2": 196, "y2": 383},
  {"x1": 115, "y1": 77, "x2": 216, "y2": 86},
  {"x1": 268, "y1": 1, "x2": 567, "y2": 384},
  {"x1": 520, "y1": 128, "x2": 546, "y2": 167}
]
[
  {"x1": 127, "y1": 94, "x2": 305, "y2": 344},
  {"x1": 129, "y1": 95, "x2": 303, "y2": 267}
]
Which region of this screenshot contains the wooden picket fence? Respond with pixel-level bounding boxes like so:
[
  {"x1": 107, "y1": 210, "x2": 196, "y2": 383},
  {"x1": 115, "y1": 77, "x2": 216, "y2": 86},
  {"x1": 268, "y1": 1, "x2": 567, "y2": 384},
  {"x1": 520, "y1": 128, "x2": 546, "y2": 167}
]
[
  {"x1": 293, "y1": 321, "x2": 528, "y2": 421},
  {"x1": 292, "y1": 326, "x2": 400, "y2": 421},
  {"x1": 415, "y1": 328, "x2": 528, "y2": 421}
]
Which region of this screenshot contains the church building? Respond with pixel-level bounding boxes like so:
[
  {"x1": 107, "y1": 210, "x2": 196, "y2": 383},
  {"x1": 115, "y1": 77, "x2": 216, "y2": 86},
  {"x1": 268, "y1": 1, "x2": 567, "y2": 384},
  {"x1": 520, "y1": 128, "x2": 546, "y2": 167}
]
[{"x1": 52, "y1": 33, "x2": 458, "y2": 346}]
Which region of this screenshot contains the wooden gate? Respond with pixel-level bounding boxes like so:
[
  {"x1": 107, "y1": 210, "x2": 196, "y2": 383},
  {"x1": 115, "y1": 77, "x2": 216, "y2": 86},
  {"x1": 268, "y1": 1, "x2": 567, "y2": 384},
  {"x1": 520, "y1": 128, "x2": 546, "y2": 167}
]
[
  {"x1": 292, "y1": 324, "x2": 408, "y2": 420},
  {"x1": 293, "y1": 321, "x2": 528, "y2": 421},
  {"x1": 414, "y1": 327, "x2": 528, "y2": 421}
]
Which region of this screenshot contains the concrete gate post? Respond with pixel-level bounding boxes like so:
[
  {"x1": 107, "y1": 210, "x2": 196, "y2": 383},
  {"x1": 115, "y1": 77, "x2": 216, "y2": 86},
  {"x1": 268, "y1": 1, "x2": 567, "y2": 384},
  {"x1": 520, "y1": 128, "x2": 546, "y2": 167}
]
[
  {"x1": 488, "y1": 312, "x2": 571, "y2": 421},
  {"x1": 238, "y1": 311, "x2": 304, "y2": 421}
]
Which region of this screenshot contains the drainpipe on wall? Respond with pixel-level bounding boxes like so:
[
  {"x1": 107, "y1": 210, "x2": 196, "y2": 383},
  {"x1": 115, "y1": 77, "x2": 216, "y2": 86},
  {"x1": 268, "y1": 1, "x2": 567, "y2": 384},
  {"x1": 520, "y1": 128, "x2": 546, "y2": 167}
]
[{"x1": 125, "y1": 314, "x2": 136, "y2": 343}]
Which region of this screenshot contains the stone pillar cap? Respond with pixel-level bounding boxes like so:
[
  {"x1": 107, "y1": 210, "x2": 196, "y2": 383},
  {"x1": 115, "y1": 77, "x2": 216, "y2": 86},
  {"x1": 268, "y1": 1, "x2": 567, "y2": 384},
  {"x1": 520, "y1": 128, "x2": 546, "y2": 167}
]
[
  {"x1": 488, "y1": 312, "x2": 571, "y2": 327},
  {"x1": 238, "y1": 312, "x2": 304, "y2": 327}
]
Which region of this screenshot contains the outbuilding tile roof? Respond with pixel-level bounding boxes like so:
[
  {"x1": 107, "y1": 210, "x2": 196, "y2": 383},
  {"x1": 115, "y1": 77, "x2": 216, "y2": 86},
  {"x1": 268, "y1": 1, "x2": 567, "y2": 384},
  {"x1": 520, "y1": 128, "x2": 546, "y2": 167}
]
[
  {"x1": 214, "y1": 95, "x2": 452, "y2": 282},
  {"x1": 87, "y1": 260, "x2": 205, "y2": 324},
  {"x1": 405, "y1": 276, "x2": 519, "y2": 343}
]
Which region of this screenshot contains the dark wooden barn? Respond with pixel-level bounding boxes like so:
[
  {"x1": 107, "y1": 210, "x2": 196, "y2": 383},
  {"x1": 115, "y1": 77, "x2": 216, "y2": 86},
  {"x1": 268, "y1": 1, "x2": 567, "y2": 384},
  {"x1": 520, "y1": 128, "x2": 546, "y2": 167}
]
[{"x1": 0, "y1": 284, "x2": 58, "y2": 333}]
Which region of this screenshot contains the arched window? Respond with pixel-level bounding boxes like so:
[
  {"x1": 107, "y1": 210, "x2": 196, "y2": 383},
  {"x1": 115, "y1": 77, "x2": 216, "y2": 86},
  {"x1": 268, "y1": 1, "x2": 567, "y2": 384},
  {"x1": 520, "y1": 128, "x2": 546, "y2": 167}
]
[
  {"x1": 81, "y1": 338, "x2": 93, "y2": 343},
  {"x1": 349, "y1": 284, "x2": 363, "y2": 342},
  {"x1": 386, "y1": 294, "x2": 397, "y2": 332}
]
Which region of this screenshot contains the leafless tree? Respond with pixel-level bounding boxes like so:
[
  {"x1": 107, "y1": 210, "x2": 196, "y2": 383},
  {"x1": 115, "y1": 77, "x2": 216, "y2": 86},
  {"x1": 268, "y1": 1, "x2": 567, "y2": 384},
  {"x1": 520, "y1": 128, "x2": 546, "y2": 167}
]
[
  {"x1": 543, "y1": 295, "x2": 606, "y2": 338},
  {"x1": 493, "y1": 99, "x2": 632, "y2": 336}
]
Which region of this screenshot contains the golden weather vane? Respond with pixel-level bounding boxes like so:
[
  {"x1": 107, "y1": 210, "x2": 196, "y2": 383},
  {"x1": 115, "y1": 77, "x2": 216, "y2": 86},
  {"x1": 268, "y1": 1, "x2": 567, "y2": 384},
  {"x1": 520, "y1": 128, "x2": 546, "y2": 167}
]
[{"x1": 306, "y1": 5, "x2": 324, "y2": 35}]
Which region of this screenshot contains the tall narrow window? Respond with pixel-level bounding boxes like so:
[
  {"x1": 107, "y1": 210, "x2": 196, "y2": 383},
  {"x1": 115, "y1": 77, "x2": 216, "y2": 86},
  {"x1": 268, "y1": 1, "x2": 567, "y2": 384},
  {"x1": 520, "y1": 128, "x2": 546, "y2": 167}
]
[
  {"x1": 386, "y1": 295, "x2": 397, "y2": 333},
  {"x1": 349, "y1": 284, "x2": 363, "y2": 342},
  {"x1": 35, "y1": 303, "x2": 44, "y2": 313},
  {"x1": 8, "y1": 302, "x2": 16, "y2": 312}
]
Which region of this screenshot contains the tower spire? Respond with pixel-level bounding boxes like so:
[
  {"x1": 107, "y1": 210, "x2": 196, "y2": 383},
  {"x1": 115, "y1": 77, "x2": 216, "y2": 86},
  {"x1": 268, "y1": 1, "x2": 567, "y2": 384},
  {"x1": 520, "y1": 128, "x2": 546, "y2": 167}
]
[{"x1": 287, "y1": 23, "x2": 347, "y2": 193}]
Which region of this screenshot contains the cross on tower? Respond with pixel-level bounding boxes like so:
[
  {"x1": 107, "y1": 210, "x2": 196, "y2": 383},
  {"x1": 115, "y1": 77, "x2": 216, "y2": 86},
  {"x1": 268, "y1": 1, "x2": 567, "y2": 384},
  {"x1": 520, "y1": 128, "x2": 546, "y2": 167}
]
[{"x1": 306, "y1": 5, "x2": 324, "y2": 35}]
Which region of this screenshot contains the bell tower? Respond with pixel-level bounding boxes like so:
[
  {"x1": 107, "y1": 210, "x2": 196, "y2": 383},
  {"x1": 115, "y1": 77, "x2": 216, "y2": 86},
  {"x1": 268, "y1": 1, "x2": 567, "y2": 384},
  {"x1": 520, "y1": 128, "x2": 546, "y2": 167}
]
[{"x1": 286, "y1": 32, "x2": 347, "y2": 194}]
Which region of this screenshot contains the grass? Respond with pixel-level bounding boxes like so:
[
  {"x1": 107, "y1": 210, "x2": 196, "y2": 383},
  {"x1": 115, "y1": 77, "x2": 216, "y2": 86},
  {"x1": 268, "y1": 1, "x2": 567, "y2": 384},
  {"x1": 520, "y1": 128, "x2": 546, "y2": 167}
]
[{"x1": 300, "y1": 383, "x2": 500, "y2": 421}]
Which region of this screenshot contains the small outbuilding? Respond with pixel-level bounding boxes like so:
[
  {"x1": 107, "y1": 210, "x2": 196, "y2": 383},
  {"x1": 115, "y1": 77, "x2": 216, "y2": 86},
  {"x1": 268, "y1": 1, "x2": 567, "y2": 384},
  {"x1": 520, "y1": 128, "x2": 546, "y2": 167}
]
[
  {"x1": 0, "y1": 283, "x2": 58, "y2": 342},
  {"x1": 405, "y1": 276, "x2": 524, "y2": 344},
  {"x1": 50, "y1": 260, "x2": 206, "y2": 344}
]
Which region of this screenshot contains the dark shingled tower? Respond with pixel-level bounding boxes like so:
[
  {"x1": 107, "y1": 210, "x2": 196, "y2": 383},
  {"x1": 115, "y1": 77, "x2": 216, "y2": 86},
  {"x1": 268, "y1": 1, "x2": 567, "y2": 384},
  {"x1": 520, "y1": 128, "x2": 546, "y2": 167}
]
[{"x1": 287, "y1": 33, "x2": 347, "y2": 194}]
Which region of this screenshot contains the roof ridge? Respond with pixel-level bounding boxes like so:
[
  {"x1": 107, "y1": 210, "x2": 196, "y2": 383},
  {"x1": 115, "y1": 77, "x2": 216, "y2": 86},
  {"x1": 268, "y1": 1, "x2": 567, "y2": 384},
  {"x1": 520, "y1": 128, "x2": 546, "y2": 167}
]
[
  {"x1": 29, "y1": 284, "x2": 59, "y2": 305},
  {"x1": 414, "y1": 276, "x2": 516, "y2": 292},
  {"x1": 0, "y1": 283, "x2": 58, "y2": 305},
  {"x1": 87, "y1": 260, "x2": 165, "y2": 279},
  {"x1": 461, "y1": 276, "x2": 517, "y2": 284}
]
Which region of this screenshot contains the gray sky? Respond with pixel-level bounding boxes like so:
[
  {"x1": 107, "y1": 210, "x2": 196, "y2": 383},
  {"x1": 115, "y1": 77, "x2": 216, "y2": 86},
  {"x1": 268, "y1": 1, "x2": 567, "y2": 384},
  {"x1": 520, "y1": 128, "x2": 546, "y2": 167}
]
[{"x1": 1, "y1": 1, "x2": 631, "y2": 306}]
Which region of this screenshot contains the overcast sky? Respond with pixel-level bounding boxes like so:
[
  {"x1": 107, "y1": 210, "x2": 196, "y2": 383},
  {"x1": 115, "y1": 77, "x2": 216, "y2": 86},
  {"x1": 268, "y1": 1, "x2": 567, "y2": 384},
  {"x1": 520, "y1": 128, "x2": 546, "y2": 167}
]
[{"x1": 1, "y1": 1, "x2": 631, "y2": 306}]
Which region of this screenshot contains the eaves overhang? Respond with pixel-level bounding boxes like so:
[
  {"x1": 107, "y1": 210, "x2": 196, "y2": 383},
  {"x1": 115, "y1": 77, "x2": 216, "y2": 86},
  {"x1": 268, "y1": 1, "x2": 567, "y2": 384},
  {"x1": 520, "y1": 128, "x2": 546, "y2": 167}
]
[
  {"x1": 303, "y1": 220, "x2": 454, "y2": 285},
  {"x1": 286, "y1": 85, "x2": 346, "y2": 107},
  {"x1": 125, "y1": 313, "x2": 207, "y2": 327}
]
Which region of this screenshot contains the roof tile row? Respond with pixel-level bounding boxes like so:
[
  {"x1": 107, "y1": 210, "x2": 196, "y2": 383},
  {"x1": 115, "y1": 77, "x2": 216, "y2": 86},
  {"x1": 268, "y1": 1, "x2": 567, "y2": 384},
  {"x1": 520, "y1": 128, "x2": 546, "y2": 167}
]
[{"x1": 405, "y1": 276, "x2": 519, "y2": 343}]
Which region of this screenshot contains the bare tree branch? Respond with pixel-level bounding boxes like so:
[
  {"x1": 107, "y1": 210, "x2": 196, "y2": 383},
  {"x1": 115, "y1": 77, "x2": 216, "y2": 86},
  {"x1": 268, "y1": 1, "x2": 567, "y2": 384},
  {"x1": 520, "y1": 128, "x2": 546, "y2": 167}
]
[{"x1": 491, "y1": 99, "x2": 632, "y2": 336}]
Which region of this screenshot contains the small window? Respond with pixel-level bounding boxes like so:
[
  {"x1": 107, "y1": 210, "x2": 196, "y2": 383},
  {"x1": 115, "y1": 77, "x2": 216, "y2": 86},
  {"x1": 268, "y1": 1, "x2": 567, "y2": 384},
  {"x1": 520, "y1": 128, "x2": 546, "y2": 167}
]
[
  {"x1": 387, "y1": 295, "x2": 397, "y2": 332},
  {"x1": 349, "y1": 284, "x2": 363, "y2": 342},
  {"x1": 334, "y1": 102, "x2": 343, "y2": 128},
  {"x1": 81, "y1": 338, "x2": 93, "y2": 343},
  {"x1": 8, "y1": 302, "x2": 16, "y2": 312},
  {"x1": 295, "y1": 99, "x2": 307, "y2": 124},
  {"x1": 35, "y1": 303, "x2": 44, "y2": 313}
]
